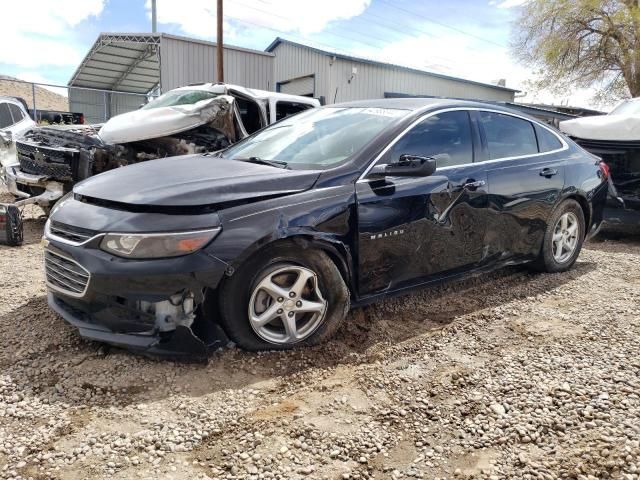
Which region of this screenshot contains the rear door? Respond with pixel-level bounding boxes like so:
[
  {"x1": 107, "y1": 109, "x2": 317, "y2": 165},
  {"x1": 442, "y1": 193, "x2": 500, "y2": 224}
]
[
  {"x1": 478, "y1": 111, "x2": 566, "y2": 261},
  {"x1": 356, "y1": 110, "x2": 489, "y2": 296}
]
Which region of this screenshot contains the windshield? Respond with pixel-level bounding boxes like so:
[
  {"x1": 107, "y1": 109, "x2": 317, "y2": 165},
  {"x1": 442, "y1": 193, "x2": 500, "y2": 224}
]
[
  {"x1": 142, "y1": 90, "x2": 220, "y2": 110},
  {"x1": 610, "y1": 99, "x2": 640, "y2": 115},
  {"x1": 222, "y1": 107, "x2": 407, "y2": 168}
]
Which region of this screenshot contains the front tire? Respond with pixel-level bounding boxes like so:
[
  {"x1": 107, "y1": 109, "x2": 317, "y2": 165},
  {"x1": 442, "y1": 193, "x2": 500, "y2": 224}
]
[
  {"x1": 531, "y1": 199, "x2": 585, "y2": 273},
  {"x1": 218, "y1": 243, "x2": 350, "y2": 351}
]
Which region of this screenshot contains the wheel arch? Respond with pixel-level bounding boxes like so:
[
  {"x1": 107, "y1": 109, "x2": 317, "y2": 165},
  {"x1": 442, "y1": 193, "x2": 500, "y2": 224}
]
[
  {"x1": 563, "y1": 193, "x2": 591, "y2": 237},
  {"x1": 221, "y1": 234, "x2": 356, "y2": 298}
]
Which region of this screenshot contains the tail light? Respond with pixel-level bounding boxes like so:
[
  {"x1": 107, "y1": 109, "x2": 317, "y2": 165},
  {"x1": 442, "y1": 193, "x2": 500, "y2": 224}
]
[
  {"x1": 598, "y1": 161, "x2": 610, "y2": 179},
  {"x1": 79, "y1": 114, "x2": 85, "y2": 125}
]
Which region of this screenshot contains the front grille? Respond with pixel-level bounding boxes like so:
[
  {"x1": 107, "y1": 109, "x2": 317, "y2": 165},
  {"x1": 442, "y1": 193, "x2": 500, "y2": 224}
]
[
  {"x1": 17, "y1": 153, "x2": 73, "y2": 179},
  {"x1": 44, "y1": 250, "x2": 90, "y2": 297},
  {"x1": 49, "y1": 221, "x2": 98, "y2": 244},
  {"x1": 16, "y1": 141, "x2": 76, "y2": 180}
]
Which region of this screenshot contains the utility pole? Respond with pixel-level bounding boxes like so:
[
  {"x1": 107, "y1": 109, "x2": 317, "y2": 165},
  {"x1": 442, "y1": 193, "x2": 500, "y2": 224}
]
[
  {"x1": 151, "y1": 0, "x2": 157, "y2": 33},
  {"x1": 217, "y1": 0, "x2": 224, "y2": 82}
]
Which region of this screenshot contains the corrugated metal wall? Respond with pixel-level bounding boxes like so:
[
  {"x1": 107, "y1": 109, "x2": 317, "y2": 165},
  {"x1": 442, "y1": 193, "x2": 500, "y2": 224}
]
[
  {"x1": 273, "y1": 42, "x2": 330, "y2": 100},
  {"x1": 329, "y1": 57, "x2": 514, "y2": 103},
  {"x1": 160, "y1": 36, "x2": 274, "y2": 92},
  {"x1": 111, "y1": 93, "x2": 146, "y2": 117},
  {"x1": 69, "y1": 89, "x2": 148, "y2": 124},
  {"x1": 272, "y1": 42, "x2": 514, "y2": 104},
  {"x1": 68, "y1": 89, "x2": 107, "y2": 124}
]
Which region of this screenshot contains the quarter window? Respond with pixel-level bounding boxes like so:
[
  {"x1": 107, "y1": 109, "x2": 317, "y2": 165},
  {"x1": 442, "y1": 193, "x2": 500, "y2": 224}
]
[
  {"x1": 0, "y1": 103, "x2": 13, "y2": 129},
  {"x1": 479, "y1": 111, "x2": 538, "y2": 159},
  {"x1": 275, "y1": 101, "x2": 311, "y2": 121},
  {"x1": 535, "y1": 124, "x2": 563, "y2": 152},
  {"x1": 385, "y1": 111, "x2": 473, "y2": 168}
]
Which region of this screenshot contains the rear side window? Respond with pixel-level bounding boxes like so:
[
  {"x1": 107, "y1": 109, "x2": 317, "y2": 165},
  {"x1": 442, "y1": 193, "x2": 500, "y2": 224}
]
[
  {"x1": 479, "y1": 111, "x2": 538, "y2": 159},
  {"x1": 275, "y1": 101, "x2": 311, "y2": 121},
  {"x1": 535, "y1": 124, "x2": 563, "y2": 152},
  {"x1": 0, "y1": 103, "x2": 13, "y2": 129},
  {"x1": 385, "y1": 110, "x2": 473, "y2": 168},
  {"x1": 8, "y1": 104, "x2": 24, "y2": 123}
]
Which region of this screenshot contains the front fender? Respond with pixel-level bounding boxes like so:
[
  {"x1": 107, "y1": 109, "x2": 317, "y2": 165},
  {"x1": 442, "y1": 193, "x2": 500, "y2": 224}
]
[{"x1": 209, "y1": 185, "x2": 357, "y2": 289}]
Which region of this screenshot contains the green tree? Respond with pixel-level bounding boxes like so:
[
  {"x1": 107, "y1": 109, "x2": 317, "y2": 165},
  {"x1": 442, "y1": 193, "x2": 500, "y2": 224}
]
[{"x1": 513, "y1": 0, "x2": 640, "y2": 100}]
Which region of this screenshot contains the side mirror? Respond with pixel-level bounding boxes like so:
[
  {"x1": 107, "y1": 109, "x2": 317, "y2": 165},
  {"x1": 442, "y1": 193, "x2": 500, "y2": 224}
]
[{"x1": 370, "y1": 154, "x2": 441, "y2": 178}]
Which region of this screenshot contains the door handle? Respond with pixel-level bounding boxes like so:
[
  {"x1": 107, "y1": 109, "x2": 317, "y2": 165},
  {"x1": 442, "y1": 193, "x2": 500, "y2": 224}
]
[
  {"x1": 462, "y1": 180, "x2": 486, "y2": 189},
  {"x1": 539, "y1": 168, "x2": 559, "y2": 178}
]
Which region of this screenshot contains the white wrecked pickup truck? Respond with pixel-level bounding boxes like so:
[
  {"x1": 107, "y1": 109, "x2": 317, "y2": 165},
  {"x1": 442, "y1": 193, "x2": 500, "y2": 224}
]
[
  {"x1": 0, "y1": 83, "x2": 319, "y2": 245},
  {"x1": 560, "y1": 98, "x2": 640, "y2": 227}
]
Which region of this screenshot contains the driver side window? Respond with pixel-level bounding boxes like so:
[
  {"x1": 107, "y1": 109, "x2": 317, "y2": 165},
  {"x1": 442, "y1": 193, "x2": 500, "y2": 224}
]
[{"x1": 383, "y1": 110, "x2": 473, "y2": 168}]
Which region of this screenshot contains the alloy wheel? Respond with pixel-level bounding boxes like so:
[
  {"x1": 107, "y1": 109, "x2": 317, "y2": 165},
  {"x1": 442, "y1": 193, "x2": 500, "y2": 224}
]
[
  {"x1": 248, "y1": 265, "x2": 328, "y2": 345},
  {"x1": 552, "y1": 212, "x2": 579, "y2": 263}
]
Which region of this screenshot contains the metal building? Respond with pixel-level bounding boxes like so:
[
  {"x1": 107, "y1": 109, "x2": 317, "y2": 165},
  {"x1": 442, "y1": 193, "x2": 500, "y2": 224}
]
[
  {"x1": 68, "y1": 33, "x2": 517, "y2": 123},
  {"x1": 67, "y1": 33, "x2": 274, "y2": 123},
  {"x1": 266, "y1": 38, "x2": 517, "y2": 104}
]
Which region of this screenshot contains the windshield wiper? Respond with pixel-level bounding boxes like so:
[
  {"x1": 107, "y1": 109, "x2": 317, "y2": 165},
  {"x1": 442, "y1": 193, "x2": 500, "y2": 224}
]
[{"x1": 236, "y1": 157, "x2": 289, "y2": 169}]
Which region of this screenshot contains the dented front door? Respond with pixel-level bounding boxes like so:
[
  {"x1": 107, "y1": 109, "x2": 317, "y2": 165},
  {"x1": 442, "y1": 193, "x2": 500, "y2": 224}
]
[{"x1": 355, "y1": 163, "x2": 489, "y2": 297}]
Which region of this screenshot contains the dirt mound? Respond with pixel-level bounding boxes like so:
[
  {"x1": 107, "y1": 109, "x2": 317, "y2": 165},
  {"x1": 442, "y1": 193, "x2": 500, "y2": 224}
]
[{"x1": 0, "y1": 75, "x2": 69, "y2": 112}]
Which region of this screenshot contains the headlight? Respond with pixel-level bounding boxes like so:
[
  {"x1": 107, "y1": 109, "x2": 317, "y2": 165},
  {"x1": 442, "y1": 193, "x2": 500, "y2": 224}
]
[{"x1": 100, "y1": 228, "x2": 221, "y2": 259}]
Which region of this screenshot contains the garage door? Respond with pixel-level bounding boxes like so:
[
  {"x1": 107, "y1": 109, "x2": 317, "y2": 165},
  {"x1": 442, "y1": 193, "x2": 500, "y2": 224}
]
[{"x1": 279, "y1": 76, "x2": 314, "y2": 97}]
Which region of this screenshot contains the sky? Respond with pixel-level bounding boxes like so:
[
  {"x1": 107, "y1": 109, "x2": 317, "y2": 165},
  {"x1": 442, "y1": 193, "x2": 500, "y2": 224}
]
[{"x1": 0, "y1": 0, "x2": 612, "y2": 110}]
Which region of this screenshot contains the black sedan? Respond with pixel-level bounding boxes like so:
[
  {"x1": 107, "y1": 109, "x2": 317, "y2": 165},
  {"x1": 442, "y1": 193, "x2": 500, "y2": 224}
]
[{"x1": 43, "y1": 99, "x2": 609, "y2": 359}]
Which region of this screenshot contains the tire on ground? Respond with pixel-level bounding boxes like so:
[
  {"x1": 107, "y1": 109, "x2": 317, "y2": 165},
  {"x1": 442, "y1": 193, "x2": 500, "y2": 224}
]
[
  {"x1": 218, "y1": 242, "x2": 350, "y2": 351},
  {"x1": 530, "y1": 199, "x2": 585, "y2": 273}
]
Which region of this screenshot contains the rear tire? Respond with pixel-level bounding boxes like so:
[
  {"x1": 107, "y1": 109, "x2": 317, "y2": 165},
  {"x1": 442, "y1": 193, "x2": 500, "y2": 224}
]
[
  {"x1": 218, "y1": 242, "x2": 350, "y2": 351},
  {"x1": 530, "y1": 199, "x2": 585, "y2": 273}
]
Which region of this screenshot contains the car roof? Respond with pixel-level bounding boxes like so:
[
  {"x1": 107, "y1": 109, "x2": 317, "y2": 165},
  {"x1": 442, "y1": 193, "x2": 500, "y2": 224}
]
[
  {"x1": 0, "y1": 96, "x2": 24, "y2": 105},
  {"x1": 331, "y1": 97, "x2": 520, "y2": 115}
]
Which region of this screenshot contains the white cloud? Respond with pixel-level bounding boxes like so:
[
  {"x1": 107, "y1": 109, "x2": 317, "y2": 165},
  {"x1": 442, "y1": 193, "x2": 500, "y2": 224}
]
[
  {"x1": 353, "y1": 32, "x2": 523, "y2": 89},
  {"x1": 351, "y1": 30, "x2": 612, "y2": 110},
  {"x1": 148, "y1": 0, "x2": 371, "y2": 40},
  {"x1": 0, "y1": 0, "x2": 105, "y2": 68}
]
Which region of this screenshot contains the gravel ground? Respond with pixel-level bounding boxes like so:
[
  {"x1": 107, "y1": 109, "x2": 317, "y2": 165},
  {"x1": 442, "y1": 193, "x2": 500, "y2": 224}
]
[{"x1": 1, "y1": 192, "x2": 639, "y2": 480}]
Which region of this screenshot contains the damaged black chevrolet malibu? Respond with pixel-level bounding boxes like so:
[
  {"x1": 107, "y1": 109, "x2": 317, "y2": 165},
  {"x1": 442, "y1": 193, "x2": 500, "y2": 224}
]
[{"x1": 43, "y1": 98, "x2": 609, "y2": 359}]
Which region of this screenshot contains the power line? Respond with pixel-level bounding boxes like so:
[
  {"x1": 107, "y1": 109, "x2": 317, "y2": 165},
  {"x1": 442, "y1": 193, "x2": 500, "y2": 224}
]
[
  {"x1": 224, "y1": 13, "x2": 378, "y2": 54},
  {"x1": 376, "y1": 0, "x2": 509, "y2": 49},
  {"x1": 224, "y1": 1, "x2": 510, "y2": 83},
  {"x1": 228, "y1": 1, "x2": 485, "y2": 70},
  {"x1": 230, "y1": 1, "x2": 391, "y2": 50}
]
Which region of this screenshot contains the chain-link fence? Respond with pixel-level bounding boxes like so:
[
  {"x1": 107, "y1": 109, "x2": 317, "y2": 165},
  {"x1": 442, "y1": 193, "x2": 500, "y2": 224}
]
[{"x1": 0, "y1": 77, "x2": 150, "y2": 125}]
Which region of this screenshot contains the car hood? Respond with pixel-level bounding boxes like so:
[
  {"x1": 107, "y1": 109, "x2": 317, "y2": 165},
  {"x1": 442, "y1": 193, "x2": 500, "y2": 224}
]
[
  {"x1": 73, "y1": 155, "x2": 322, "y2": 208},
  {"x1": 98, "y1": 95, "x2": 237, "y2": 144},
  {"x1": 560, "y1": 114, "x2": 640, "y2": 142}
]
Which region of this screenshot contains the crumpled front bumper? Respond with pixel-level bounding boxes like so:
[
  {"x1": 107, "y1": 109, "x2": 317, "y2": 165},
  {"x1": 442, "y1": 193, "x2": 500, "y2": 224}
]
[
  {"x1": 2, "y1": 164, "x2": 64, "y2": 207},
  {"x1": 45, "y1": 240, "x2": 229, "y2": 361},
  {"x1": 49, "y1": 292, "x2": 219, "y2": 361}
]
